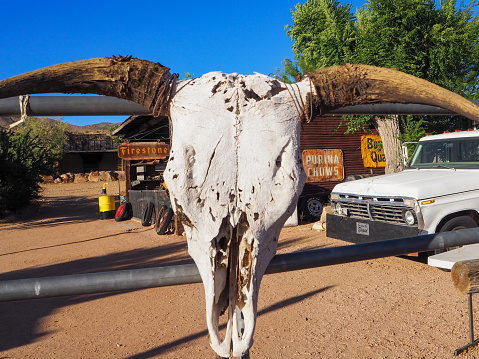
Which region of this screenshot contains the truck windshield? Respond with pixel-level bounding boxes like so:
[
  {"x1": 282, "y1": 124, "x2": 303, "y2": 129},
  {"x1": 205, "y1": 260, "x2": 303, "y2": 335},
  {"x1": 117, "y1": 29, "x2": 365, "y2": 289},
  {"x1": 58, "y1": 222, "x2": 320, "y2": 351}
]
[{"x1": 409, "y1": 137, "x2": 479, "y2": 169}]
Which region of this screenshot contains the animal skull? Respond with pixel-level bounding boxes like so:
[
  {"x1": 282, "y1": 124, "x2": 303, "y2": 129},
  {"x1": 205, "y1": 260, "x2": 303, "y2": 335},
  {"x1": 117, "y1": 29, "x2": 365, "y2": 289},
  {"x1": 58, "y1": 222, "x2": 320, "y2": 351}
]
[
  {"x1": 164, "y1": 72, "x2": 309, "y2": 356},
  {"x1": 2, "y1": 56, "x2": 479, "y2": 357}
]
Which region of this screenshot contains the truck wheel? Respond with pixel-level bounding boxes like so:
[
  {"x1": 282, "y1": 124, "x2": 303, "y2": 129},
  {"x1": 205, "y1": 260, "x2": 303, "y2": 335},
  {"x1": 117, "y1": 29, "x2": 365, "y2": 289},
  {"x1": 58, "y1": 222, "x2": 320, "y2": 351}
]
[
  {"x1": 439, "y1": 215, "x2": 477, "y2": 232},
  {"x1": 157, "y1": 207, "x2": 174, "y2": 235},
  {"x1": 434, "y1": 215, "x2": 478, "y2": 257},
  {"x1": 154, "y1": 205, "x2": 168, "y2": 234},
  {"x1": 115, "y1": 201, "x2": 133, "y2": 222},
  {"x1": 301, "y1": 196, "x2": 324, "y2": 222},
  {"x1": 141, "y1": 202, "x2": 155, "y2": 226},
  {"x1": 115, "y1": 204, "x2": 128, "y2": 222}
]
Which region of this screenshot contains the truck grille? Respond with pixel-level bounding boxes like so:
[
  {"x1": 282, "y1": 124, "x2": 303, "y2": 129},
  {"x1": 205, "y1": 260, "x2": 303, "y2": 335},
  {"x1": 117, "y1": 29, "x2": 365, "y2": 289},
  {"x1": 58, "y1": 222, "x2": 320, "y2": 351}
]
[
  {"x1": 370, "y1": 204, "x2": 404, "y2": 223},
  {"x1": 335, "y1": 196, "x2": 410, "y2": 225}
]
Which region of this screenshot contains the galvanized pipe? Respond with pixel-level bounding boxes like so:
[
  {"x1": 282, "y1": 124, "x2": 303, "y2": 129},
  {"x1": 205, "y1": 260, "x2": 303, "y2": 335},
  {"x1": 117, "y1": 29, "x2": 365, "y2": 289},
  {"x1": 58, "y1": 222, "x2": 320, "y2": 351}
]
[
  {"x1": 0, "y1": 96, "x2": 478, "y2": 117},
  {"x1": 327, "y1": 101, "x2": 479, "y2": 116},
  {"x1": 1, "y1": 228, "x2": 479, "y2": 302},
  {"x1": 0, "y1": 96, "x2": 150, "y2": 117}
]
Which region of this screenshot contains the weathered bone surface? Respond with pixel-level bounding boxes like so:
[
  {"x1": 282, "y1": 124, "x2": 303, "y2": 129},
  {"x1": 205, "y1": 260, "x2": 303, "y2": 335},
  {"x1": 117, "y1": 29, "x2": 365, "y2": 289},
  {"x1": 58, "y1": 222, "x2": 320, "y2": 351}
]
[
  {"x1": 164, "y1": 73, "x2": 308, "y2": 356},
  {"x1": 2, "y1": 57, "x2": 479, "y2": 357}
]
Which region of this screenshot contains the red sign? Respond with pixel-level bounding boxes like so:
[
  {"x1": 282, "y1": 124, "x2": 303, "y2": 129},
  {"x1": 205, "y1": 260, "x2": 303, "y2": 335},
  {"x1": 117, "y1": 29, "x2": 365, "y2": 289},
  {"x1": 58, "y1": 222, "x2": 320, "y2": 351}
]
[
  {"x1": 118, "y1": 142, "x2": 169, "y2": 160},
  {"x1": 302, "y1": 149, "x2": 344, "y2": 182}
]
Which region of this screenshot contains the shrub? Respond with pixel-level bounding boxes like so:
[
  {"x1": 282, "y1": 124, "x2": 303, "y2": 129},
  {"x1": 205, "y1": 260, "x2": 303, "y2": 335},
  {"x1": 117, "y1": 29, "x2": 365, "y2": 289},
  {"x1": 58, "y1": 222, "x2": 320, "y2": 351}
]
[{"x1": 0, "y1": 128, "x2": 56, "y2": 217}]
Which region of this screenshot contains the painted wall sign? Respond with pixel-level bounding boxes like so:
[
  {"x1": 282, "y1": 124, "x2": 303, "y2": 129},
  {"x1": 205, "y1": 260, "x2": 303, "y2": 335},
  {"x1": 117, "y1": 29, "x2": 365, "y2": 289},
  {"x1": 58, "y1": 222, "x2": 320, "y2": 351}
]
[
  {"x1": 118, "y1": 142, "x2": 170, "y2": 160},
  {"x1": 302, "y1": 149, "x2": 344, "y2": 182},
  {"x1": 361, "y1": 135, "x2": 385, "y2": 167}
]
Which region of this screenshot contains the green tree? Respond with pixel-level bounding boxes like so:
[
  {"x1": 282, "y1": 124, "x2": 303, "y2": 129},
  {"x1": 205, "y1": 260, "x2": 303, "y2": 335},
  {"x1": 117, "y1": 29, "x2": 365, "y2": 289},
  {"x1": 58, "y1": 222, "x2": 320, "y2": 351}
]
[
  {"x1": 0, "y1": 128, "x2": 57, "y2": 217},
  {"x1": 15, "y1": 117, "x2": 67, "y2": 163},
  {"x1": 282, "y1": 0, "x2": 479, "y2": 173},
  {"x1": 0, "y1": 117, "x2": 67, "y2": 217},
  {"x1": 109, "y1": 125, "x2": 124, "y2": 146}
]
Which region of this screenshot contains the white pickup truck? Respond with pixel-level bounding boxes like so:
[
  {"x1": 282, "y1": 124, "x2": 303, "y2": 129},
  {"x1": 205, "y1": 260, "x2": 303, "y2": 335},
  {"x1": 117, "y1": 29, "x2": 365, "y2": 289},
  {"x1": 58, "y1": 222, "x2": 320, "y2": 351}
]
[{"x1": 326, "y1": 130, "x2": 479, "y2": 257}]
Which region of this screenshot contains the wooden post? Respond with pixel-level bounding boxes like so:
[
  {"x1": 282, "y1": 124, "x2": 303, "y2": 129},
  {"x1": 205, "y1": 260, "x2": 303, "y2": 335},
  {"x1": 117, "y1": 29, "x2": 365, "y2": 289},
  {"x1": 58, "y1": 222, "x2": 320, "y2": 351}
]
[
  {"x1": 451, "y1": 260, "x2": 479, "y2": 355},
  {"x1": 451, "y1": 259, "x2": 479, "y2": 294},
  {"x1": 125, "y1": 160, "x2": 131, "y2": 202}
]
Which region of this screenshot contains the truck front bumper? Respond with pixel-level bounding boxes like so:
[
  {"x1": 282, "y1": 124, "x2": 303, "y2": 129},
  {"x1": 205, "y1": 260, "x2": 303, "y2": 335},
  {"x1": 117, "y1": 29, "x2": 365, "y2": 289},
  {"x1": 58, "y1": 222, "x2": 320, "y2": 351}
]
[{"x1": 326, "y1": 213, "x2": 420, "y2": 243}]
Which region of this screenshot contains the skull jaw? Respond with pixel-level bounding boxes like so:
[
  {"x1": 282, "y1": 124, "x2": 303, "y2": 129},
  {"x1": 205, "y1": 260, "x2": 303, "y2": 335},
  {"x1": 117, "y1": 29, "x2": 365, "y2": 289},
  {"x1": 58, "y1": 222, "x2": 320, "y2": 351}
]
[{"x1": 185, "y1": 213, "x2": 284, "y2": 358}]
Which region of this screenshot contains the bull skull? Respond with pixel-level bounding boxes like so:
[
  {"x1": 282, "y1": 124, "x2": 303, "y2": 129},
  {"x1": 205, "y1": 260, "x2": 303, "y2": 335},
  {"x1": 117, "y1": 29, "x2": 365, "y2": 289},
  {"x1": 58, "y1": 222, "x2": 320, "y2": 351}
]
[
  {"x1": 165, "y1": 72, "x2": 308, "y2": 356},
  {"x1": 1, "y1": 56, "x2": 479, "y2": 357}
]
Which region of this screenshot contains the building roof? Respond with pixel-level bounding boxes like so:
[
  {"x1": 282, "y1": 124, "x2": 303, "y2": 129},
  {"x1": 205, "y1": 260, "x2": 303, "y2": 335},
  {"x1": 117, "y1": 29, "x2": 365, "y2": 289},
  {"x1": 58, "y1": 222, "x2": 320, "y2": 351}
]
[{"x1": 111, "y1": 115, "x2": 168, "y2": 138}]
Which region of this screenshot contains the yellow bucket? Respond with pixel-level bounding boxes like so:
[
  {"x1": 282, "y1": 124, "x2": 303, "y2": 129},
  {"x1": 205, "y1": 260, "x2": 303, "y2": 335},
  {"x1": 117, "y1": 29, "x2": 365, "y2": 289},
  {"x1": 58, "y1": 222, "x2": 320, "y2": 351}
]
[
  {"x1": 99, "y1": 183, "x2": 116, "y2": 219},
  {"x1": 99, "y1": 195, "x2": 115, "y2": 212}
]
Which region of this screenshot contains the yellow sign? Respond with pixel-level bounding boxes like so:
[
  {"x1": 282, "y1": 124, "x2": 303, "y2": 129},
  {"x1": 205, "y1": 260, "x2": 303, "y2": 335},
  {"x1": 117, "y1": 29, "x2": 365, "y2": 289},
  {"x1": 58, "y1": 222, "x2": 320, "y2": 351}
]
[
  {"x1": 361, "y1": 135, "x2": 385, "y2": 167},
  {"x1": 302, "y1": 149, "x2": 344, "y2": 182},
  {"x1": 118, "y1": 142, "x2": 170, "y2": 160}
]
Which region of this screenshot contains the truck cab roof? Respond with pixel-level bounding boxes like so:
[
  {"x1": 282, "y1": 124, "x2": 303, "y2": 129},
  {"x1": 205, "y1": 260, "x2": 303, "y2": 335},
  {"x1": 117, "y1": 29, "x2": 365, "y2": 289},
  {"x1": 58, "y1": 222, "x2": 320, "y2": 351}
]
[{"x1": 420, "y1": 129, "x2": 479, "y2": 142}]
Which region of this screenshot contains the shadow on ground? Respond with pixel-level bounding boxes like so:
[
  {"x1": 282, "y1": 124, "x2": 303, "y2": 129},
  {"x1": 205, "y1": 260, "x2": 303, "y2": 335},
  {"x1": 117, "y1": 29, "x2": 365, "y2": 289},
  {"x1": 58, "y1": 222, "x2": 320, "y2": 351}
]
[
  {"x1": 0, "y1": 240, "x2": 193, "y2": 352},
  {"x1": 124, "y1": 286, "x2": 334, "y2": 359},
  {"x1": 0, "y1": 184, "x2": 332, "y2": 355},
  {"x1": 1, "y1": 195, "x2": 103, "y2": 230}
]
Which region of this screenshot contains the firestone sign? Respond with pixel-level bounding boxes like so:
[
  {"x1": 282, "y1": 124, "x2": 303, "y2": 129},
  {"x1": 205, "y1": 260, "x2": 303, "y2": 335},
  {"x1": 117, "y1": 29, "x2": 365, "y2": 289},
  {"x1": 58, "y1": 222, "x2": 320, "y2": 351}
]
[
  {"x1": 118, "y1": 142, "x2": 170, "y2": 160},
  {"x1": 302, "y1": 149, "x2": 344, "y2": 182}
]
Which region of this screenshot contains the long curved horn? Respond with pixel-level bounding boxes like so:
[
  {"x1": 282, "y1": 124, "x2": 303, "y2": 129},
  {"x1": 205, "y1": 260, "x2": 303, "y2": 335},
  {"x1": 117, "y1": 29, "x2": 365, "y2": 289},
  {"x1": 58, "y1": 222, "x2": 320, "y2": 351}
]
[
  {"x1": 2, "y1": 59, "x2": 478, "y2": 120},
  {"x1": 0, "y1": 56, "x2": 172, "y2": 116},
  {"x1": 306, "y1": 63, "x2": 479, "y2": 121}
]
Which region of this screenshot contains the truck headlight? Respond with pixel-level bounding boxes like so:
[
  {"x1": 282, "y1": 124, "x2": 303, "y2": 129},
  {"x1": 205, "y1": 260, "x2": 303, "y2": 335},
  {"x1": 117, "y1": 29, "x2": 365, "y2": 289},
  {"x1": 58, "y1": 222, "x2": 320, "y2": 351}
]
[
  {"x1": 336, "y1": 203, "x2": 348, "y2": 216},
  {"x1": 403, "y1": 209, "x2": 417, "y2": 226}
]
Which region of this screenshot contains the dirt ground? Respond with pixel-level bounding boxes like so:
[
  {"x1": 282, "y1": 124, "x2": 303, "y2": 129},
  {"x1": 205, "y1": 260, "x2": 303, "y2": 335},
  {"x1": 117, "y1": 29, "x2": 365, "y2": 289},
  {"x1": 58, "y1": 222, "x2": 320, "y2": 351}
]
[{"x1": 0, "y1": 181, "x2": 478, "y2": 358}]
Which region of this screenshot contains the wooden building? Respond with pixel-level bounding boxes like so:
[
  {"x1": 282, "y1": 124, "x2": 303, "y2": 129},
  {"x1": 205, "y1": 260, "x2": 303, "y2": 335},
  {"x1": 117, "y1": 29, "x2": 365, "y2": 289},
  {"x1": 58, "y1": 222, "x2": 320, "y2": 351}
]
[
  {"x1": 113, "y1": 114, "x2": 385, "y2": 222},
  {"x1": 59, "y1": 133, "x2": 120, "y2": 173},
  {"x1": 112, "y1": 115, "x2": 171, "y2": 220}
]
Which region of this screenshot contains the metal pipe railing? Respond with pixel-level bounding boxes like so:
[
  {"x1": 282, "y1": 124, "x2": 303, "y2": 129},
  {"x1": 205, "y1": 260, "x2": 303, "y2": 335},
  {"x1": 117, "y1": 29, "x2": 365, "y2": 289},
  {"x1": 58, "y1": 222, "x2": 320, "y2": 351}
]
[
  {"x1": 1, "y1": 228, "x2": 479, "y2": 302},
  {"x1": 1, "y1": 96, "x2": 478, "y2": 117},
  {"x1": 0, "y1": 96, "x2": 150, "y2": 116}
]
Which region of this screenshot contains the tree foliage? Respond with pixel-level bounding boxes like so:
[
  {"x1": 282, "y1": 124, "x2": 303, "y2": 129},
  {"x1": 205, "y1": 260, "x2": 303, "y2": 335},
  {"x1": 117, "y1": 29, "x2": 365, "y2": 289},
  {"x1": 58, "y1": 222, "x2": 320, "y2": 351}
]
[
  {"x1": 281, "y1": 0, "x2": 479, "y2": 172},
  {"x1": 109, "y1": 125, "x2": 124, "y2": 146},
  {"x1": 0, "y1": 117, "x2": 67, "y2": 217},
  {"x1": 284, "y1": 0, "x2": 479, "y2": 95},
  {"x1": 353, "y1": 0, "x2": 479, "y2": 95},
  {"x1": 15, "y1": 117, "x2": 67, "y2": 162}
]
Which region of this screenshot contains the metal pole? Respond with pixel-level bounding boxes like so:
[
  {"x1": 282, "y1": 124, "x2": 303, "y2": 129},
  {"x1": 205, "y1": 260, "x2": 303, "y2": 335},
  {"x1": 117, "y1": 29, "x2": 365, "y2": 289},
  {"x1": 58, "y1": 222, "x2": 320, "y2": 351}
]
[
  {"x1": 0, "y1": 96, "x2": 150, "y2": 117},
  {"x1": 266, "y1": 227, "x2": 479, "y2": 275},
  {"x1": 1, "y1": 228, "x2": 479, "y2": 302},
  {"x1": 326, "y1": 101, "x2": 479, "y2": 116},
  {"x1": 0, "y1": 264, "x2": 200, "y2": 302},
  {"x1": 469, "y1": 293, "x2": 474, "y2": 345},
  {"x1": 454, "y1": 293, "x2": 479, "y2": 355},
  {"x1": 0, "y1": 95, "x2": 478, "y2": 117}
]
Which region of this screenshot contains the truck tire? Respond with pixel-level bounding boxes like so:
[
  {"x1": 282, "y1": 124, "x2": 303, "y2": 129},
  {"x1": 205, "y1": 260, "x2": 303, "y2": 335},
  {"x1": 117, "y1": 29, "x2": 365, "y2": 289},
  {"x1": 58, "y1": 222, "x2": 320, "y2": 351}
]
[
  {"x1": 154, "y1": 205, "x2": 168, "y2": 234},
  {"x1": 434, "y1": 215, "x2": 478, "y2": 258},
  {"x1": 301, "y1": 196, "x2": 324, "y2": 222},
  {"x1": 156, "y1": 207, "x2": 174, "y2": 235},
  {"x1": 115, "y1": 201, "x2": 132, "y2": 222},
  {"x1": 141, "y1": 202, "x2": 155, "y2": 226},
  {"x1": 115, "y1": 203, "x2": 128, "y2": 222},
  {"x1": 439, "y1": 215, "x2": 477, "y2": 232}
]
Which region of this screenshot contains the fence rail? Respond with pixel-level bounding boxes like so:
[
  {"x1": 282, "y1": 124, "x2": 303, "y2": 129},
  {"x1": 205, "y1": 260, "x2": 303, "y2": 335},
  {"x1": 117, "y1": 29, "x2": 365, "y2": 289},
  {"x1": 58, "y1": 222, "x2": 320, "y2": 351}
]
[{"x1": 1, "y1": 228, "x2": 479, "y2": 302}]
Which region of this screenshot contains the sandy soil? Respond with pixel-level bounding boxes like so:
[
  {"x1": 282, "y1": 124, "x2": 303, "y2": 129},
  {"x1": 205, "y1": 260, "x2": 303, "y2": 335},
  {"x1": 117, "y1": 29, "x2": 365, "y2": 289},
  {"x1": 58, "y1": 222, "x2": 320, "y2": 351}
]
[{"x1": 0, "y1": 181, "x2": 478, "y2": 358}]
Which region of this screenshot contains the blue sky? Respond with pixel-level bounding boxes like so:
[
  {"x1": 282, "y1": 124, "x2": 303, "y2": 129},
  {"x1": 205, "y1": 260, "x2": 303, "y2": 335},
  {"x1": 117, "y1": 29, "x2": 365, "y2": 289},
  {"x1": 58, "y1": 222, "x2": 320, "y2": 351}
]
[{"x1": 0, "y1": 0, "x2": 363, "y2": 126}]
